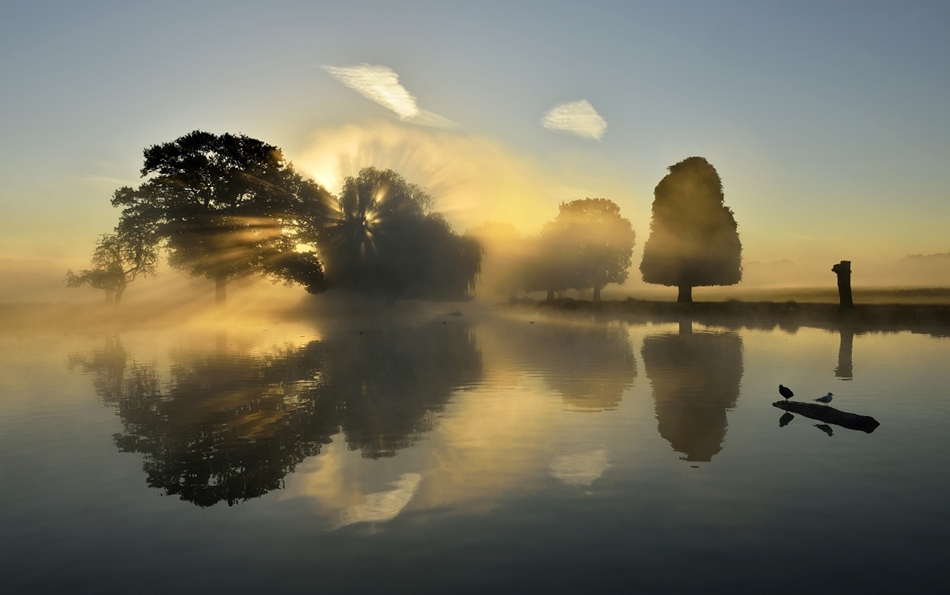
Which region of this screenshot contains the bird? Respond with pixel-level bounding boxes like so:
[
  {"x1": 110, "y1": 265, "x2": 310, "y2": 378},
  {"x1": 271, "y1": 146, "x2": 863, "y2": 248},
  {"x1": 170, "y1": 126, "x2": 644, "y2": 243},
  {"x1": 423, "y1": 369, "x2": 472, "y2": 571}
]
[
  {"x1": 814, "y1": 423, "x2": 834, "y2": 437},
  {"x1": 778, "y1": 385, "x2": 794, "y2": 401},
  {"x1": 815, "y1": 392, "x2": 833, "y2": 404}
]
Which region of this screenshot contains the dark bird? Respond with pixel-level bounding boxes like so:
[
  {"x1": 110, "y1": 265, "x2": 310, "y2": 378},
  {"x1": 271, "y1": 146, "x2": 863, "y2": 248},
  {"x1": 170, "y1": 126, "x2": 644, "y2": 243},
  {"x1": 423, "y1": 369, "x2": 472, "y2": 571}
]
[
  {"x1": 815, "y1": 392, "x2": 833, "y2": 404},
  {"x1": 779, "y1": 412, "x2": 795, "y2": 427},
  {"x1": 778, "y1": 385, "x2": 794, "y2": 401},
  {"x1": 814, "y1": 423, "x2": 834, "y2": 437}
]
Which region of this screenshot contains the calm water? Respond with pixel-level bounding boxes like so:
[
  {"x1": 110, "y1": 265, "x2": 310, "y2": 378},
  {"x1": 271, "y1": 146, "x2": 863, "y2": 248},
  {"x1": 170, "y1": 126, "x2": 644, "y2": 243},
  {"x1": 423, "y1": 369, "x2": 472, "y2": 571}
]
[{"x1": 1, "y1": 307, "x2": 948, "y2": 594}]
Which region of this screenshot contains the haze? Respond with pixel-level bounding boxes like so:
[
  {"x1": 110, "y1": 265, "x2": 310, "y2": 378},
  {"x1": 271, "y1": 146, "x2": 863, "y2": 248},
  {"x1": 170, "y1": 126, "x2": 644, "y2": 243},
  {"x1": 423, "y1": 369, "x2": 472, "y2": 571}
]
[{"x1": 2, "y1": 1, "x2": 950, "y2": 304}]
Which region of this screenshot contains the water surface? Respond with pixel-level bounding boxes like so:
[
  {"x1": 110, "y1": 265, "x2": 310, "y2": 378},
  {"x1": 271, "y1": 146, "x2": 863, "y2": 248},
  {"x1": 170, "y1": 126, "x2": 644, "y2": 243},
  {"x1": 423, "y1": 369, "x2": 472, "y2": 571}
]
[{"x1": 1, "y1": 308, "x2": 947, "y2": 594}]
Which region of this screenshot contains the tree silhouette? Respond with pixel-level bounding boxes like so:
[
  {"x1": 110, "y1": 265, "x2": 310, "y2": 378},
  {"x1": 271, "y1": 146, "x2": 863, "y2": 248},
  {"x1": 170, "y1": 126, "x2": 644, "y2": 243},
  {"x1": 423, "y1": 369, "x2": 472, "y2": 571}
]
[
  {"x1": 524, "y1": 199, "x2": 635, "y2": 302},
  {"x1": 640, "y1": 157, "x2": 741, "y2": 303},
  {"x1": 112, "y1": 131, "x2": 329, "y2": 305},
  {"x1": 315, "y1": 167, "x2": 481, "y2": 300},
  {"x1": 65, "y1": 227, "x2": 158, "y2": 303}
]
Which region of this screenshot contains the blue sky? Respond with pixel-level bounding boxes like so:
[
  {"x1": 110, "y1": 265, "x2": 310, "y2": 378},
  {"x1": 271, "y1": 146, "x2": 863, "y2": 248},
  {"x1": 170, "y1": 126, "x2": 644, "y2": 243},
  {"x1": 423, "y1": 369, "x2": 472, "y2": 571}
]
[{"x1": 2, "y1": 0, "x2": 949, "y2": 283}]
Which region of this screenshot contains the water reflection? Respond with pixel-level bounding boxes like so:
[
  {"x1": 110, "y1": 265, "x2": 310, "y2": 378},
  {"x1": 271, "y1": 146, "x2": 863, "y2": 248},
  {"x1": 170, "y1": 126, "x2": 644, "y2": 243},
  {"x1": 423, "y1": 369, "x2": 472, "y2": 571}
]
[
  {"x1": 641, "y1": 324, "x2": 744, "y2": 462},
  {"x1": 836, "y1": 327, "x2": 854, "y2": 380},
  {"x1": 71, "y1": 322, "x2": 481, "y2": 506},
  {"x1": 479, "y1": 316, "x2": 636, "y2": 411}
]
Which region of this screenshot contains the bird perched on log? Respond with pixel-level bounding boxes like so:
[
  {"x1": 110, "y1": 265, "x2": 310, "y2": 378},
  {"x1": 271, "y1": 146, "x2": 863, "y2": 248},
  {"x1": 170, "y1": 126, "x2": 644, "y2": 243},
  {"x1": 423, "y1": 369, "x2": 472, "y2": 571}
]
[
  {"x1": 814, "y1": 392, "x2": 833, "y2": 404},
  {"x1": 778, "y1": 385, "x2": 794, "y2": 401}
]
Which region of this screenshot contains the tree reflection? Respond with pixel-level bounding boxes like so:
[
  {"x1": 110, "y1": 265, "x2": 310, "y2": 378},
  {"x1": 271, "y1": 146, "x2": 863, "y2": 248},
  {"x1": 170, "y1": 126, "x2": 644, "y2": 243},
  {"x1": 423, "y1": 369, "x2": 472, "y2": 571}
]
[
  {"x1": 836, "y1": 326, "x2": 854, "y2": 380},
  {"x1": 482, "y1": 317, "x2": 636, "y2": 411},
  {"x1": 641, "y1": 326, "x2": 743, "y2": 462},
  {"x1": 72, "y1": 322, "x2": 481, "y2": 506}
]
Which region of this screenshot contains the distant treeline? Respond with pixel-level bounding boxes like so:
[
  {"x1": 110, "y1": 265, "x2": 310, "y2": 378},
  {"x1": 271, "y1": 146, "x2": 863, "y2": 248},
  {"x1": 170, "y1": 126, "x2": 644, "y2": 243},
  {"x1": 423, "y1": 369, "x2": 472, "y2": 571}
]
[{"x1": 68, "y1": 131, "x2": 743, "y2": 304}]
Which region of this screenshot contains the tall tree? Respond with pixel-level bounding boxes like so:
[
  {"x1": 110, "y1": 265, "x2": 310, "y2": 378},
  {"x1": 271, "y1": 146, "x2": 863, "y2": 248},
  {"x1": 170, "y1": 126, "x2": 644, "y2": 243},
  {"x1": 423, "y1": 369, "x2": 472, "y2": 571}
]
[
  {"x1": 315, "y1": 167, "x2": 481, "y2": 300},
  {"x1": 112, "y1": 131, "x2": 329, "y2": 305},
  {"x1": 66, "y1": 228, "x2": 158, "y2": 303},
  {"x1": 640, "y1": 157, "x2": 741, "y2": 303}
]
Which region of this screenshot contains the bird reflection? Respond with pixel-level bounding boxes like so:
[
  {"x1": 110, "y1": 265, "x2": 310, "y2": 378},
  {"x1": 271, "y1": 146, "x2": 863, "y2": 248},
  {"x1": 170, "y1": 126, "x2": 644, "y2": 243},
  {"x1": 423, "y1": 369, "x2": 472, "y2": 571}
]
[
  {"x1": 641, "y1": 327, "x2": 743, "y2": 462},
  {"x1": 814, "y1": 423, "x2": 834, "y2": 437},
  {"x1": 779, "y1": 411, "x2": 795, "y2": 427}
]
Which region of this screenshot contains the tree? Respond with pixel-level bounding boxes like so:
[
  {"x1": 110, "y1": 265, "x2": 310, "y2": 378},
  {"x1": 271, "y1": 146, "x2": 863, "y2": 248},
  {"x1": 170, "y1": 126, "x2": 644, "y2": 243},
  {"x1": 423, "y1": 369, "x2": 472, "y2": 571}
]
[
  {"x1": 112, "y1": 131, "x2": 329, "y2": 305},
  {"x1": 640, "y1": 157, "x2": 741, "y2": 303},
  {"x1": 66, "y1": 228, "x2": 158, "y2": 303},
  {"x1": 524, "y1": 198, "x2": 635, "y2": 302},
  {"x1": 315, "y1": 167, "x2": 481, "y2": 300}
]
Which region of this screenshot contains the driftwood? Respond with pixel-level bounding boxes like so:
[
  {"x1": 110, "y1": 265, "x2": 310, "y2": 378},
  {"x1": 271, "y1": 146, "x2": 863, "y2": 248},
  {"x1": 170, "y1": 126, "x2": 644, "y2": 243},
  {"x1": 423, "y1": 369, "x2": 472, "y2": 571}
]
[{"x1": 773, "y1": 401, "x2": 880, "y2": 434}]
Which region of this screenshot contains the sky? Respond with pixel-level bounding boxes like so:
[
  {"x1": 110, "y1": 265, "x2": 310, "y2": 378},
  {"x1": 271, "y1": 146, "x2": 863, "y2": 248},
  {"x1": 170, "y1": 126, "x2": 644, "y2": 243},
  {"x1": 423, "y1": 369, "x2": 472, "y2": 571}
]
[{"x1": 2, "y1": 0, "x2": 949, "y2": 292}]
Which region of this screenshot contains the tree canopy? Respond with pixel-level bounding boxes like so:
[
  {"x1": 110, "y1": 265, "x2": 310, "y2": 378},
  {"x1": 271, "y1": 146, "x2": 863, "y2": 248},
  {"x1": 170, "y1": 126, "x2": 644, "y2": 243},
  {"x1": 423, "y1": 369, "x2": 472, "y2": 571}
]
[
  {"x1": 112, "y1": 131, "x2": 329, "y2": 303},
  {"x1": 525, "y1": 198, "x2": 635, "y2": 302},
  {"x1": 66, "y1": 227, "x2": 158, "y2": 303},
  {"x1": 639, "y1": 157, "x2": 741, "y2": 303},
  {"x1": 315, "y1": 167, "x2": 481, "y2": 300}
]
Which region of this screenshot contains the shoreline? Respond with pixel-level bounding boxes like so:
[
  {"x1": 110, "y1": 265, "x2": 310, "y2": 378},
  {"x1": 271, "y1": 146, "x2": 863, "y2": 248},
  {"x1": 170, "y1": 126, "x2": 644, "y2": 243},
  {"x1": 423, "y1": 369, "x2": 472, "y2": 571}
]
[{"x1": 507, "y1": 297, "x2": 950, "y2": 337}]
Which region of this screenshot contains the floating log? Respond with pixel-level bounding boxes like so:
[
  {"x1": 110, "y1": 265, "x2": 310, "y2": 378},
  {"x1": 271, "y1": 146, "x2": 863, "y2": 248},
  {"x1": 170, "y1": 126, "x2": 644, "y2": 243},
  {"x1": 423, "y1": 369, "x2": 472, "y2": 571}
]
[{"x1": 772, "y1": 401, "x2": 880, "y2": 433}]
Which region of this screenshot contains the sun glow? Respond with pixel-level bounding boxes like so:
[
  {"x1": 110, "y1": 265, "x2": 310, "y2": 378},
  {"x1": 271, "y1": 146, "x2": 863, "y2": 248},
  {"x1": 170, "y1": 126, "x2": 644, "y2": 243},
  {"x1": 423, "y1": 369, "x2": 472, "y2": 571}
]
[{"x1": 297, "y1": 121, "x2": 569, "y2": 235}]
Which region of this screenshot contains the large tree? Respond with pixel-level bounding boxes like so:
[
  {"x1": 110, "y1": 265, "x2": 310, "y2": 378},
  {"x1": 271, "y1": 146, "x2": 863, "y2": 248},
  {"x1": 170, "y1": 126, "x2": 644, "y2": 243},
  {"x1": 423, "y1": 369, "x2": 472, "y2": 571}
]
[
  {"x1": 112, "y1": 131, "x2": 329, "y2": 304},
  {"x1": 525, "y1": 198, "x2": 635, "y2": 302},
  {"x1": 640, "y1": 157, "x2": 741, "y2": 303},
  {"x1": 66, "y1": 227, "x2": 158, "y2": 303},
  {"x1": 315, "y1": 167, "x2": 481, "y2": 300}
]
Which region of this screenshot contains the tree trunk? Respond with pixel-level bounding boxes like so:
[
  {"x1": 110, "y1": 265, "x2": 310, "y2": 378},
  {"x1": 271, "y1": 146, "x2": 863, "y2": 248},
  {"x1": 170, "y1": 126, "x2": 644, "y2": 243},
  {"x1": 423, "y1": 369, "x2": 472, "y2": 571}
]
[
  {"x1": 593, "y1": 286, "x2": 602, "y2": 303},
  {"x1": 677, "y1": 284, "x2": 693, "y2": 303},
  {"x1": 114, "y1": 283, "x2": 126, "y2": 305},
  {"x1": 773, "y1": 401, "x2": 879, "y2": 434},
  {"x1": 105, "y1": 289, "x2": 114, "y2": 304},
  {"x1": 546, "y1": 289, "x2": 554, "y2": 302},
  {"x1": 831, "y1": 260, "x2": 853, "y2": 308},
  {"x1": 216, "y1": 276, "x2": 227, "y2": 306}
]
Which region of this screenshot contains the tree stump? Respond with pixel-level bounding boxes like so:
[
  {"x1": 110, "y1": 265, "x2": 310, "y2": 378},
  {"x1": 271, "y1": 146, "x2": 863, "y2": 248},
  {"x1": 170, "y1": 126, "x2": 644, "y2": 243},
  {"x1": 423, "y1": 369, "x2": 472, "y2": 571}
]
[{"x1": 832, "y1": 260, "x2": 853, "y2": 308}]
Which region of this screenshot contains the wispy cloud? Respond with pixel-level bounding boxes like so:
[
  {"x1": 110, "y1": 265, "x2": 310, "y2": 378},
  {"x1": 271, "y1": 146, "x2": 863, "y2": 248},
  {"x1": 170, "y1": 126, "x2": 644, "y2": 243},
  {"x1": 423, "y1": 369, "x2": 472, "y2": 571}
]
[
  {"x1": 324, "y1": 64, "x2": 454, "y2": 128},
  {"x1": 542, "y1": 99, "x2": 607, "y2": 140}
]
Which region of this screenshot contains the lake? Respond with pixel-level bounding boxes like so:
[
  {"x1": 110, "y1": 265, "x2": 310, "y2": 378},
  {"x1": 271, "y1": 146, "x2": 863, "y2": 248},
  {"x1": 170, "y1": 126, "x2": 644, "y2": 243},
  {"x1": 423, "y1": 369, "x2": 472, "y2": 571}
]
[{"x1": 1, "y1": 305, "x2": 948, "y2": 594}]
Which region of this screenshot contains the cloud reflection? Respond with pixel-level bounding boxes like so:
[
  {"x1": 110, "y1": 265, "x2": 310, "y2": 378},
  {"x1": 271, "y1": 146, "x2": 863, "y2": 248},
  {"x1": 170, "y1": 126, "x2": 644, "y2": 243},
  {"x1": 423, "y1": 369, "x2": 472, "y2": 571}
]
[
  {"x1": 333, "y1": 473, "x2": 422, "y2": 529},
  {"x1": 549, "y1": 449, "x2": 610, "y2": 486}
]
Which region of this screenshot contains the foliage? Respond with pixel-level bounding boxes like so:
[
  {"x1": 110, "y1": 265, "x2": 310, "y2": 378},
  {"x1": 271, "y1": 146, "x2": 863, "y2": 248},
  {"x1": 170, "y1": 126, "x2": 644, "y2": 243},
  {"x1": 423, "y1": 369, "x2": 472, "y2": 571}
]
[
  {"x1": 65, "y1": 228, "x2": 158, "y2": 303},
  {"x1": 111, "y1": 131, "x2": 329, "y2": 300},
  {"x1": 640, "y1": 157, "x2": 741, "y2": 302},
  {"x1": 315, "y1": 167, "x2": 481, "y2": 300},
  {"x1": 524, "y1": 198, "x2": 635, "y2": 301}
]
